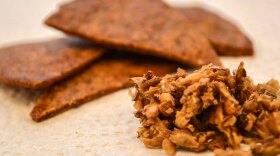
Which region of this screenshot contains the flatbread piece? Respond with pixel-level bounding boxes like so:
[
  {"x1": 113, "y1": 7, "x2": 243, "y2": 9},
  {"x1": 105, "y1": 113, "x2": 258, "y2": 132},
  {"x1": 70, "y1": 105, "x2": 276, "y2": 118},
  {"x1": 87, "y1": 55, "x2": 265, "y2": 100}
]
[
  {"x1": 45, "y1": 0, "x2": 221, "y2": 67},
  {"x1": 0, "y1": 38, "x2": 104, "y2": 89},
  {"x1": 31, "y1": 53, "x2": 178, "y2": 122},
  {"x1": 177, "y1": 7, "x2": 254, "y2": 56}
]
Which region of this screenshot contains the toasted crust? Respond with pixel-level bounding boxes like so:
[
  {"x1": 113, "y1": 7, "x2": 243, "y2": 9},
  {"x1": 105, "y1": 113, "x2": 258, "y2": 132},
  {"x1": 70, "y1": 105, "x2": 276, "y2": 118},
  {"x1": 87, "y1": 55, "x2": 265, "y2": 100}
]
[
  {"x1": 30, "y1": 53, "x2": 178, "y2": 122},
  {"x1": 45, "y1": 0, "x2": 221, "y2": 67},
  {"x1": 0, "y1": 38, "x2": 104, "y2": 89},
  {"x1": 177, "y1": 7, "x2": 254, "y2": 56}
]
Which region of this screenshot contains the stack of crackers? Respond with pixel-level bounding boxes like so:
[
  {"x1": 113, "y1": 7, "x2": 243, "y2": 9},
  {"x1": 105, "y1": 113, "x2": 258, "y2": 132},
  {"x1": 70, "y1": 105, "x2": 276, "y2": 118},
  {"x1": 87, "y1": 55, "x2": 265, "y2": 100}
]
[{"x1": 0, "y1": 0, "x2": 253, "y2": 122}]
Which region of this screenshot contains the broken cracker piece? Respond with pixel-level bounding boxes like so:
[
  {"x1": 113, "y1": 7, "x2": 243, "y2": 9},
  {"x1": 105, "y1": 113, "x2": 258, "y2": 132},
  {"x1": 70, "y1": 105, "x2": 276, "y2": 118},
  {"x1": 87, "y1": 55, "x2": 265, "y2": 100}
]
[
  {"x1": 177, "y1": 7, "x2": 254, "y2": 56},
  {"x1": 0, "y1": 38, "x2": 104, "y2": 89},
  {"x1": 30, "y1": 53, "x2": 178, "y2": 122},
  {"x1": 45, "y1": 0, "x2": 221, "y2": 67}
]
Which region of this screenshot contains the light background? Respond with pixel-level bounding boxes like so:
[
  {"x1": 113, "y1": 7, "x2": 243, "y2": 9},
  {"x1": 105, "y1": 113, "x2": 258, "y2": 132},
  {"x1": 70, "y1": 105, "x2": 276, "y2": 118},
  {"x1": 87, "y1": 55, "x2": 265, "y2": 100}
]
[{"x1": 0, "y1": 0, "x2": 280, "y2": 155}]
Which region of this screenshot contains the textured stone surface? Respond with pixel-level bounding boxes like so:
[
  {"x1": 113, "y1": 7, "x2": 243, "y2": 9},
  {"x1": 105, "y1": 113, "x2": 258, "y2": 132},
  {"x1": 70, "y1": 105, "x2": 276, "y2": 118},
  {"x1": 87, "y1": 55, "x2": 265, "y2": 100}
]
[{"x1": 0, "y1": 0, "x2": 280, "y2": 155}]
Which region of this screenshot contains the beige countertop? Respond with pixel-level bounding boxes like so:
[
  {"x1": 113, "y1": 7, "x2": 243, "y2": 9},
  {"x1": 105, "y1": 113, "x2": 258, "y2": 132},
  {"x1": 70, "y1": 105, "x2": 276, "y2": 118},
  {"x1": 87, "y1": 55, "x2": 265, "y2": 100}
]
[{"x1": 0, "y1": 0, "x2": 280, "y2": 155}]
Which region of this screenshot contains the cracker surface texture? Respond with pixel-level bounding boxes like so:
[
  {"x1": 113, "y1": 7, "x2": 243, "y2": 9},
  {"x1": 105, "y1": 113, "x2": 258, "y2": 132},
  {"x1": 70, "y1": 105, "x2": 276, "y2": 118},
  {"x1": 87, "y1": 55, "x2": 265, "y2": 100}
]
[
  {"x1": 31, "y1": 54, "x2": 178, "y2": 122},
  {"x1": 46, "y1": 0, "x2": 221, "y2": 67},
  {"x1": 178, "y1": 7, "x2": 254, "y2": 56},
  {"x1": 0, "y1": 38, "x2": 104, "y2": 89}
]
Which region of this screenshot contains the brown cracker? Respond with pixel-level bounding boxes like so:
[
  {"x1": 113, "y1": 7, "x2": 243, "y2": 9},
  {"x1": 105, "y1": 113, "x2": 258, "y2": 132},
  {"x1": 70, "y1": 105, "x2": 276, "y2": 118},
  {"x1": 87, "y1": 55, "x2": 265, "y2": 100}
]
[
  {"x1": 177, "y1": 7, "x2": 254, "y2": 56},
  {"x1": 0, "y1": 38, "x2": 104, "y2": 89},
  {"x1": 30, "y1": 53, "x2": 178, "y2": 122},
  {"x1": 45, "y1": 0, "x2": 221, "y2": 67}
]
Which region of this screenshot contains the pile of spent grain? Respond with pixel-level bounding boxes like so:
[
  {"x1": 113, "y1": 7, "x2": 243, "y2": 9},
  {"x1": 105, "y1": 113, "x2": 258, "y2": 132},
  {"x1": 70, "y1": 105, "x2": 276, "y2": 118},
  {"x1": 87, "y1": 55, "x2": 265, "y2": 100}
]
[{"x1": 131, "y1": 62, "x2": 280, "y2": 156}]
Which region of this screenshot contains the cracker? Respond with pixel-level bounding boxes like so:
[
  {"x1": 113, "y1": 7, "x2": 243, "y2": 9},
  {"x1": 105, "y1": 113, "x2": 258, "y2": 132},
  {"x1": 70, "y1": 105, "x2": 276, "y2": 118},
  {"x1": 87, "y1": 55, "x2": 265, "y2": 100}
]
[
  {"x1": 30, "y1": 53, "x2": 178, "y2": 122},
  {"x1": 177, "y1": 7, "x2": 254, "y2": 56},
  {"x1": 0, "y1": 38, "x2": 104, "y2": 89},
  {"x1": 45, "y1": 0, "x2": 221, "y2": 67}
]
